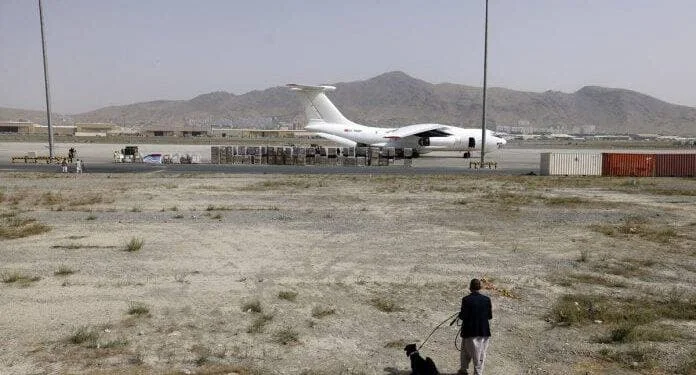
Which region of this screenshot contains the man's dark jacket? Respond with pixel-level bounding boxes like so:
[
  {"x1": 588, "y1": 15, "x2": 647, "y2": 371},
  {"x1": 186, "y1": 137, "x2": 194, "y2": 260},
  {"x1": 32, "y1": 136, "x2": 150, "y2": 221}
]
[{"x1": 458, "y1": 291, "x2": 492, "y2": 338}]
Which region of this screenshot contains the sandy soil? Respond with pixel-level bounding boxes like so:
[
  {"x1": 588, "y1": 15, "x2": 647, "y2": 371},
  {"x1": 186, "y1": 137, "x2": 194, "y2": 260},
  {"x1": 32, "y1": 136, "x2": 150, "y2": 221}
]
[{"x1": 1, "y1": 171, "x2": 695, "y2": 375}]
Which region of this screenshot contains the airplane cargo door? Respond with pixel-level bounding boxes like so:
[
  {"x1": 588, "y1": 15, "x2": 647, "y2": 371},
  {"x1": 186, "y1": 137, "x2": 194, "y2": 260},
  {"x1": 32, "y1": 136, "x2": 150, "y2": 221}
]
[{"x1": 468, "y1": 137, "x2": 476, "y2": 148}]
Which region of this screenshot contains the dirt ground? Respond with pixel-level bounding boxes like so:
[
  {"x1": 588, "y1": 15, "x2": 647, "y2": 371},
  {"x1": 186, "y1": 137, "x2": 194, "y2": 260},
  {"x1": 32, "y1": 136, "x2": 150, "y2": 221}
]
[{"x1": 1, "y1": 171, "x2": 695, "y2": 375}]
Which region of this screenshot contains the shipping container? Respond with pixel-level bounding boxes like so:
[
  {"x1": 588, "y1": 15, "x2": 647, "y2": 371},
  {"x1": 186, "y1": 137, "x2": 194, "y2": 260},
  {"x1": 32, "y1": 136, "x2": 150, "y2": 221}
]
[
  {"x1": 539, "y1": 153, "x2": 602, "y2": 176},
  {"x1": 655, "y1": 154, "x2": 696, "y2": 177},
  {"x1": 602, "y1": 153, "x2": 656, "y2": 177}
]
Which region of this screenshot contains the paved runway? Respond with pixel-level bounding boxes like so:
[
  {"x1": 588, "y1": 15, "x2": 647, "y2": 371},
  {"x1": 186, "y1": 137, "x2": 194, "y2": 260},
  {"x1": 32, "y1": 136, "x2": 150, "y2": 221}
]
[
  {"x1": 0, "y1": 142, "x2": 538, "y2": 175},
  {"x1": 1, "y1": 142, "x2": 691, "y2": 175}
]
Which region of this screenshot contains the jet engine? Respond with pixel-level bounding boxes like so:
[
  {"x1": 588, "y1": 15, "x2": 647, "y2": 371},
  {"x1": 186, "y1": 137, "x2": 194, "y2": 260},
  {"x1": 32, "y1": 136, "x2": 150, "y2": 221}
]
[{"x1": 418, "y1": 137, "x2": 430, "y2": 146}]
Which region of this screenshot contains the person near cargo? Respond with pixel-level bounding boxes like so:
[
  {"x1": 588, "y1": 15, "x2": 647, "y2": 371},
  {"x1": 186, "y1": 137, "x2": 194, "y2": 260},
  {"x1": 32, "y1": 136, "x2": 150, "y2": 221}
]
[
  {"x1": 457, "y1": 278, "x2": 492, "y2": 375},
  {"x1": 61, "y1": 158, "x2": 68, "y2": 173},
  {"x1": 68, "y1": 147, "x2": 76, "y2": 163},
  {"x1": 75, "y1": 159, "x2": 83, "y2": 173}
]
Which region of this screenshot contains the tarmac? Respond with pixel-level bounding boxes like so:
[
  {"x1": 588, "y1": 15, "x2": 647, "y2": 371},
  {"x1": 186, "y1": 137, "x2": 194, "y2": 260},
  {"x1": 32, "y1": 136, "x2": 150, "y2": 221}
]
[{"x1": 0, "y1": 142, "x2": 692, "y2": 175}]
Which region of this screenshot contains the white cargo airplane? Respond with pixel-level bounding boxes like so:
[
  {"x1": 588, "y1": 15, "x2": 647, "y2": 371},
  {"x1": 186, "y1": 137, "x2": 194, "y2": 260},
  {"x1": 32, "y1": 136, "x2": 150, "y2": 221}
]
[{"x1": 288, "y1": 84, "x2": 506, "y2": 158}]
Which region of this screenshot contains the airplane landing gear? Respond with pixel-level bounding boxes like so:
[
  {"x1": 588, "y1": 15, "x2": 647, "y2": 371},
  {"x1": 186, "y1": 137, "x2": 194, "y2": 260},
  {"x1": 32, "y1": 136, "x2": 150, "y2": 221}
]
[{"x1": 462, "y1": 151, "x2": 471, "y2": 158}]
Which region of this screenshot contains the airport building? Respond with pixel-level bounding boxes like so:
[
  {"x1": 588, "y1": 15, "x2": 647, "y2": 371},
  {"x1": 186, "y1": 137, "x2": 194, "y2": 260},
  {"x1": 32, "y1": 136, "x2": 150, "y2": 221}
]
[
  {"x1": 74, "y1": 123, "x2": 117, "y2": 137},
  {"x1": 210, "y1": 128, "x2": 310, "y2": 138},
  {"x1": 142, "y1": 129, "x2": 208, "y2": 137},
  {"x1": 0, "y1": 121, "x2": 76, "y2": 135}
]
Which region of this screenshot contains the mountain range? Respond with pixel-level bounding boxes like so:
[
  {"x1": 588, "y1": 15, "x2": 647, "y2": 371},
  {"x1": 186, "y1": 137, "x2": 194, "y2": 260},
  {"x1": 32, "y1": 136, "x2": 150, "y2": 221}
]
[{"x1": 2, "y1": 71, "x2": 695, "y2": 135}]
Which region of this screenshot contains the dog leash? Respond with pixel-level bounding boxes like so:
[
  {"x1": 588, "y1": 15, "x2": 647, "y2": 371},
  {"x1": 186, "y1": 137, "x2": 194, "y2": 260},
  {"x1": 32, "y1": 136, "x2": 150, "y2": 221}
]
[{"x1": 418, "y1": 312, "x2": 460, "y2": 351}]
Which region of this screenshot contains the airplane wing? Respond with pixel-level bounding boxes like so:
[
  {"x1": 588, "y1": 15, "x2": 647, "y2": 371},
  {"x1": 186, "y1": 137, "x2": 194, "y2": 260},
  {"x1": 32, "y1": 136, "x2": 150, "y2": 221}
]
[{"x1": 382, "y1": 124, "x2": 452, "y2": 139}]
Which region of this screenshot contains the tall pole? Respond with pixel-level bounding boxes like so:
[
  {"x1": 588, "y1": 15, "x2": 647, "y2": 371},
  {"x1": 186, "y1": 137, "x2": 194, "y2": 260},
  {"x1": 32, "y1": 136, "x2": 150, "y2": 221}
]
[
  {"x1": 480, "y1": 0, "x2": 489, "y2": 165},
  {"x1": 39, "y1": 0, "x2": 54, "y2": 159}
]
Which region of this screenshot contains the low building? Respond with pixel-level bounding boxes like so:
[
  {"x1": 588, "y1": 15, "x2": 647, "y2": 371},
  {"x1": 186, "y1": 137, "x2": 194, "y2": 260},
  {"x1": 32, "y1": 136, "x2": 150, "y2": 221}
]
[
  {"x1": 143, "y1": 129, "x2": 208, "y2": 137},
  {"x1": 33, "y1": 125, "x2": 76, "y2": 136},
  {"x1": 0, "y1": 121, "x2": 77, "y2": 135},
  {"x1": 0, "y1": 121, "x2": 34, "y2": 134},
  {"x1": 211, "y1": 128, "x2": 310, "y2": 138},
  {"x1": 75, "y1": 123, "x2": 116, "y2": 137}
]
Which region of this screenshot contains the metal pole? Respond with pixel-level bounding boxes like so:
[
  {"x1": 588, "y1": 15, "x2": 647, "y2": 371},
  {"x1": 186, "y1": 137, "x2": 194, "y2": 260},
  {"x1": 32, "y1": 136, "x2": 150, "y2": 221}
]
[
  {"x1": 39, "y1": 0, "x2": 54, "y2": 159},
  {"x1": 480, "y1": 0, "x2": 489, "y2": 165}
]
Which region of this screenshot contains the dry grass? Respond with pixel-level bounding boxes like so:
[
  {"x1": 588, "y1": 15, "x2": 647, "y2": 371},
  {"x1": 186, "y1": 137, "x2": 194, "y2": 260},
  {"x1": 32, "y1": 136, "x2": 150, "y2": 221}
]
[
  {"x1": 205, "y1": 204, "x2": 234, "y2": 211},
  {"x1": 2, "y1": 271, "x2": 41, "y2": 285},
  {"x1": 241, "y1": 179, "x2": 317, "y2": 191},
  {"x1": 40, "y1": 191, "x2": 64, "y2": 206},
  {"x1": 51, "y1": 243, "x2": 116, "y2": 250},
  {"x1": 554, "y1": 272, "x2": 627, "y2": 288},
  {"x1": 311, "y1": 305, "x2": 336, "y2": 319},
  {"x1": 272, "y1": 327, "x2": 299, "y2": 345},
  {"x1": 591, "y1": 216, "x2": 680, "y2": 243},
  {"x1": 0, "y1": 216, "x2": 51, "y2": 239},
  {"x1": 54, "y1": 265, "x2": 76, "y2": 276},
  {"x1": 598, "y1": 346, "x2": 656, "y2": 370},
  {"x1": 676, "y1": 350, "x2": 696, "y2": 375},
  {"x1": 596, "y1": 323, "x2": 684, "y2": 343},
  {"x1": 247, "y1": 314, "x2": 274, "y2": 334},
  {"x1": 123, "y1": 237, "x2": 144, "y2": 252},
  {"x1": 590, "y1": 259, "x2": 650, "y2": 278},
  {"x1": 69, "y1": 193, "x2": 106, "y2": 206},
  {"x1": 278, "y1": 290, "x2": 298, "y2": 302},
  {"x1": 368, "y1": 297, "x2": 402, "y2": 313},
  {"x1": 544, "y1": 196, "x2": 587, "y2": 205},
  {"x1": 383, "y1": 339, "x2": 409, "y2": 348},
  {"x1": 68, "y1": 326, "x2": 99, "y2": 346},
  {"x1": 127, "y1": 302, "x2": 150, "y2": 317},
  {"x1": 550, "y1": 293, "x2": 696, "y2": 326},
  {"x1": 241, "y1": 299, "x2": 263, "y2": 313}
]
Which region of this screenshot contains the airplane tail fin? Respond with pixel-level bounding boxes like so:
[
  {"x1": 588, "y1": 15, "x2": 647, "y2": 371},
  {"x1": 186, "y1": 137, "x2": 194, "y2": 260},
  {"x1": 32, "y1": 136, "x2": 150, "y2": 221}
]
[{"x1": 287, "y1": 84, "x2": 353, "y2": 125}]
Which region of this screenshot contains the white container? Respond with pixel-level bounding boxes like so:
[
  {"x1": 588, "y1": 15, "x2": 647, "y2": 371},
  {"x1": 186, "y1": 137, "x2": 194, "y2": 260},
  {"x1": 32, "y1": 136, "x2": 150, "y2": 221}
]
[{"x1": 540, "y1": 152, "x2": 602, "y2": 176}]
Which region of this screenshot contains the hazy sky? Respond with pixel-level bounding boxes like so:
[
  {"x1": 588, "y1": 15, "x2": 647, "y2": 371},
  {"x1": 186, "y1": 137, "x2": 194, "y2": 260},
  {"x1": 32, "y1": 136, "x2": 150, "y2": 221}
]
[{"x1": 2, "y1": 0, "x2": 695, "y2": 113}]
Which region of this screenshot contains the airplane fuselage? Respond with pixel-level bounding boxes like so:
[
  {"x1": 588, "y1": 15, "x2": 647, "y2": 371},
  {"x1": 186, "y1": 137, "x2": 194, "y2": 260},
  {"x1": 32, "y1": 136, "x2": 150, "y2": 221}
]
[{"x1": 305, "y1": 121, "x2": 505, "y2": 155}]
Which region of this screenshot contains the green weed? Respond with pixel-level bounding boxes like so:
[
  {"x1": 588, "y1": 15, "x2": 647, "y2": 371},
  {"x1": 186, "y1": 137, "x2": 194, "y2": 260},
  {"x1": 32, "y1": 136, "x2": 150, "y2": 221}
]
[{"x1": 124, "y1": 237, "x2": 144, "y2": 252}]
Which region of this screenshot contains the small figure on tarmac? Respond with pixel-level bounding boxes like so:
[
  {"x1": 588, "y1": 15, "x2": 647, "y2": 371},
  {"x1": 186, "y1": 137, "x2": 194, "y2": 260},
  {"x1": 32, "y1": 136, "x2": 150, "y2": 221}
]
[
  {"x1": 61, "y1": 158, "x2": 68, "y2": 173},
  {"x1": 68, "y1": 147, "x2": 76, "y2": 163},
  {"x1": 75, "y1": 159, "x2": 83, "y2": 174}
]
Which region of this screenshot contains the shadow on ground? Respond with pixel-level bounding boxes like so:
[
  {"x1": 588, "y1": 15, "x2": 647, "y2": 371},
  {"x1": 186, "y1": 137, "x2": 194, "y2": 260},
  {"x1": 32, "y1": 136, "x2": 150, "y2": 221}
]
[{"x1": 384, "y1": 367, "x2": 459, "y2": 375}]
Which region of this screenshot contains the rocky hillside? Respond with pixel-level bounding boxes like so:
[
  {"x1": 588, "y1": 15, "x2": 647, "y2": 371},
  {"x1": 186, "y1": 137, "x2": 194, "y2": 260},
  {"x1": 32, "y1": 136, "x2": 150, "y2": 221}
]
[{"x1": 2, "y1": 71, "x2": 695, "y2": 135}]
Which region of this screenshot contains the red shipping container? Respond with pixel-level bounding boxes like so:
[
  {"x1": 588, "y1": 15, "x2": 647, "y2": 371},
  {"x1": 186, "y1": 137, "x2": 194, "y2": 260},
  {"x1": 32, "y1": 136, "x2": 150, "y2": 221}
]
[
  {"x1": 655, "y1": 154, "x2": 696, "y2": 177},
  {"x1": 602, "y1": 153, "x2": 656, "y2": 177}
]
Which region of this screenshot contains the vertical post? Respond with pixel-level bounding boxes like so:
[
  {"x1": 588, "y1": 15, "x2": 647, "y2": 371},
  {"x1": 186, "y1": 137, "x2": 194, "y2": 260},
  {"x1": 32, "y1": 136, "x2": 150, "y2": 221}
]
[
  {"x1": 480, "y1": 0, "x2": 489, "y2": 165},
  {"x1": 39, "y1": 0, "x2": 54, "y2": 159}
]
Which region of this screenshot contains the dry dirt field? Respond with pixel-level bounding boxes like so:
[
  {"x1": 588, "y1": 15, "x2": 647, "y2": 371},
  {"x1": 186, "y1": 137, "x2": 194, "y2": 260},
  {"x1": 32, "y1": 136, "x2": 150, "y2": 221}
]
[{"x1": 1, "y1": 172, "x2": 695, "y2": 375}]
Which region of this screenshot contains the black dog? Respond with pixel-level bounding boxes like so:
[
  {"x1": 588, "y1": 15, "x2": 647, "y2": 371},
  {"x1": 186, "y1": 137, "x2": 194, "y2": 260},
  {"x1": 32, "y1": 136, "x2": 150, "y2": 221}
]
[{"x1": 404, "y1": 344, "x2": 439, "y2": 375}]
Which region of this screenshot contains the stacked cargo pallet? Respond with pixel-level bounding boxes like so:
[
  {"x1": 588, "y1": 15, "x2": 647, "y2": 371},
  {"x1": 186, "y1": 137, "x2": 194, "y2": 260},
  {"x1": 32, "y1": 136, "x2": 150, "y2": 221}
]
[
  {"x1": 540, "y1": 152, "x2": 696, "y2": 177},
  {"x1": 210, "y1": 145, "x2": 415, "y2": 167}
]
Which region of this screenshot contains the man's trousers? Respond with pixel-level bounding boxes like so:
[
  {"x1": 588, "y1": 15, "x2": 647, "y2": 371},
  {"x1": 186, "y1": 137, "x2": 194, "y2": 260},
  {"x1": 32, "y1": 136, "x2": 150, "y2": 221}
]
[{"x1": 459, "y1": 336, "x2": 490, "y2": 375}]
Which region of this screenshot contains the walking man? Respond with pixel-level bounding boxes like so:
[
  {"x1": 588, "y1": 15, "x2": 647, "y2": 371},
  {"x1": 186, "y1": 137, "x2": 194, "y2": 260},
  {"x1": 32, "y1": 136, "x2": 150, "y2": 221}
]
[{"x1": 457, "y1": 278, "x2": 492, "y2": 375}]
